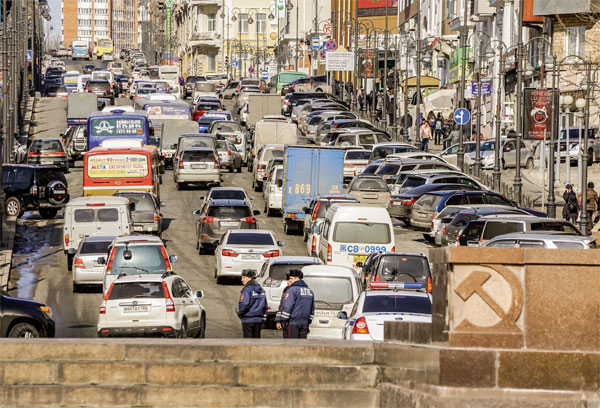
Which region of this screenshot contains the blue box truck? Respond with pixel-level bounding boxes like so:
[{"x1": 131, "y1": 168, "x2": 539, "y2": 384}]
[{"x1": 282, "y1": 146, "x2": 345, "y2": 235}]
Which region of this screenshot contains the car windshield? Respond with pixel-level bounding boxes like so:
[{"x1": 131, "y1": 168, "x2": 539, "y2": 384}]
[
  {"x1": 345, "y1": 151, "x2": 371, "y2": 160},
  {"x1": 208, "y1": 206, "x2": 251, "y2": 218},
  {"x1": 212, "y1": 122, "x2": 242, "y2": 133},
  {"x1": 109, "y1": 245, "x2": 167, "y2": 275},
  {"x1": 267, "y1": 263, "x2": 313, "y2": 281},
  {"x1": 363, "y1": 295, "x2": 431, "y2": 314},
  {"x1": 118, "y1": 194, "x2": 155, "y2": 212},
  {"x1": 376, "y1": 164, "x2": 400, "y2": 175},
  {"x1": 303, "y1": 276, "x2": 354, "y2": 305},
  {"x1": 108, "y1": 282, "x2": 165, "y2": 300},
  {"x1": 182, "y1": 150, "x2": 216, "y2": 162},
  {"x1": 80, "y1": 240, "x2": 112, "y2": 255},
  {"x1": 480, "y1": 141, "x2": 495, "y2": 151},
  {"x1": 333, "y1": 222, "x2": 391, "y2": 244},
  {"x1": 30, "y1": 139, "x2": 63, "y2": 153},
  {"x1": 361, "y1": 164, "x2": 381, "y2": 174},
  {"x1": 351, "y1": 178, "x2": 389, "y2": 192},
  {"x1": 402, "y1": 177, "x2": 426, "y2": 189},
  {"x1": 209, "y1": 190, "x2": 246, "y2": 200},
  {"x1": 226, "y1": 233, "x2": 274, "y2": 245}
]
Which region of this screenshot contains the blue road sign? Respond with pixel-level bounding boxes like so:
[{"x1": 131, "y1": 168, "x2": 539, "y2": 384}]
[
  {"x1": 260, "y1": 69, "x2": 269, "y2": 80},
  {"x1": 26, "y1": 50, "x2": 33, "y2": 62},
  {"x1": 324, "y1": 39, "x2": 337, "y2": 51},
  {"x1": 471, "y1": 81, "x2": 492, "y2": 96},
  {"x1": 319, "y1": 50, "x2": 326, "y2": 59},
  {"x1": 248, "y1": 66, "x2": 255, "y2": 74},
  {"x1": 454, "y1": 108, "x2": 471, "y2": 125},
  {"x1": 232, "y1": 60, "x2": 239, "y2": 67},
  {"x1": 311, "y1": 37, "x2": 320, "y2": 50}
]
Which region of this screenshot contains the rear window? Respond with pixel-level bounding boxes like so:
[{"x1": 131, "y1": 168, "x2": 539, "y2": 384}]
[
  {"x1": 553, "y1": 241, "x2": 586, "y2": 249},
  {"x1": 261, "y1": 149, "x2": 284, "y2": 162},
  {"x1": 80, "y1": 240, "x2": 112, "y2": 254},
  {"x1": 530, "y1": 221, "x2": 580, "y2": 234},
  {"x1": 30, "y1": 140, "x2": 63, "y2": 153},
  {"x1": 376, "y1": 164, "x2": 400, "y2": 176},
  {"x1": 209, "y1": 190, "x2": 246, "y2": 200},
  {"x1": 226, "y1": 232, "x2": 274, "y2": 245},
  {"x1": 118, "y1": 194, "x2": 155, "y2": 212},
  {"x1": 351, "y1": 178, "x2": 389, "y2": 192},
  {"x1": 482, "y1": 221, "x2": 523, "y2": 240},
  {"x1": 208, "y1": 206, "x2": 251, "y2": 218},
  {"x1": 98, "y1": 208, "x2": 119, "y2": 222},
  {"x1": 303, "y1": 276, "x2": 354, "y2": 305},
  {"x1": 361, "y1": 164, "x2": 381, "y2": 175},
  {"x1": 414, "y1": 194, "x2": 443, "y2": 210},
  {"x1": 316, "y1": 199, "x2": 354, "y2": 219},
  {"x1": 345, "y1": 151, "x2": 371, "y2": 160},
  {"x1": 195, "y1": 83, "x2": 216, "y2": 92},
  {"x1": 108, "y1": 282, "x2": 164, "y2": 300},
  {"x1": 74, "y1": 209, "x2": 95, "y2": 222},
  {"x1": 402, "y1": 176, "x2": 426, "y2": 189},
  {"x1": 196, "y1": 104, "x2": 219, "y2": 111},
  {"x1": 377, "y1": 256, "x2": 430, "y2": 286},
  {"x1": 267, "y1": 263, "x2": 313, "y2": 281},
  {"x1": 363, "y1": 295, "x2": 431, "y2": 314},
  {"x1": 109, "y1": 245, "x2": 167, "y2": 275},
  {"x1": 36, "y1": 168, "x2": 67, "y2": 186},
  {"x1": 212, "y1": 122, "x2": 242, "y2": 133},
  {"x1": 333, "y1": 222, "x2": 391, "y2": 244},
  {"x1": 182, "y1": 150, "x2": 216, "y2": 162}
]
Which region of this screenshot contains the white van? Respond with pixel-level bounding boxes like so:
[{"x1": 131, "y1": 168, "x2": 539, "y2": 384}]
[
  {"x1": 318, "y1": 204, "x2": 395, "y2": 270},
  {"x1": 301, "y1": 264, "x2": 363, "y2": 339},
  {"x1": 63, "y1": 196, "x2": 133, "y2": 271}
]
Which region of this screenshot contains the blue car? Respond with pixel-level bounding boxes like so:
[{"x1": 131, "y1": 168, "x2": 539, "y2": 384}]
[{"x1": 198, "y1": 116, "x2": 226, "y2": 133}]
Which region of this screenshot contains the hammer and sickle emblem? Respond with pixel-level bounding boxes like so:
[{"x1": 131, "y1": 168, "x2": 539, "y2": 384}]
[{"x1": 454, "y1": 264, "x2": 523, "y2": 332}]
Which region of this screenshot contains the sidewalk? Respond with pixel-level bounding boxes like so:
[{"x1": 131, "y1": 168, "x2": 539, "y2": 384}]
[{"x1": 0, "y1": 216, "x2": 17, "y2": 291}]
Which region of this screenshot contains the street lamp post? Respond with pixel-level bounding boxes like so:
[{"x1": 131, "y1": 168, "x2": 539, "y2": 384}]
[
  {"x1": 246, "y1": 8, "x2": 259, "y2": 78},
  {"x1": 513, "y1": 0, "x2": 525, "y2": 205},
  {"x1": 457, "y1": 0, "x2": 469, "y2": 171}
]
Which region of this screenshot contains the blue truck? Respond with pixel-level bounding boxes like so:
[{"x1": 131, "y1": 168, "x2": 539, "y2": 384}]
[{"x1": 282, "y1": 146, "x2": 345, "y2": 235}]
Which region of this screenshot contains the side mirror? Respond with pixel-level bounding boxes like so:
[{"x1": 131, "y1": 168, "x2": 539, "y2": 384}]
[
  {"x1": 262, "y1": 176, "x2": 267, "y2": 181},
  {"x1": 356, "y1": 262, "x2": 364, "y2": 269},
  {"x1": 195, "y1": 290, "x2": 204, "y2": 299},
  {"x1": 192, "y1": 209, "x2": 200, "y2": 215},
  {"x1": 278, "y1": 241, "x2": 286, "y2": 247},
  {"x1": 253, "y1": 209, "x2": 261, "y2": 216},
  {"x1": 160, "y1": 201, "x2": 166, "y2": 207},
  {"x1": 97, "y1": 257, "x2": 106, "y2": 265},
  {"x1": 337, "y1": 311, "x2": 348, "y2": 320},
  {"x1": 171, "y1": 143, "x2": 177, "y2": 149},
  {"x1": 169, "y1": 255, "x2": 178, "y2": 264},
  {"x1": 302, "y1": 206, "x2": 310, "y2": 214},
  {"x1": 123, "y1": 249, "x2": 132, "y2": 260}
]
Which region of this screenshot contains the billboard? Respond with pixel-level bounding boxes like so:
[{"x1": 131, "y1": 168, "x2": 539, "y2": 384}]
[
  {"x1": 359, "y1": 49, "x2": 375, "y2": 78},
  {"x1": 357, "y1": 0, "x2": 398, "y2": 17},
  {"x1": 523, "y1": 88, "x2": 556, "y2": 140},
  {"x1": 87, "y1": 154, "x2": 149, "y2": 178}
]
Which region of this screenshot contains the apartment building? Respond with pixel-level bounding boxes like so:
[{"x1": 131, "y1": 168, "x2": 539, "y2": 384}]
[
  {"x1": 61, "y1": 0, "x2": 111, "y2": 47},
  {"x1": 112, "y1": 0, "x2": 139, "y2": 52}
]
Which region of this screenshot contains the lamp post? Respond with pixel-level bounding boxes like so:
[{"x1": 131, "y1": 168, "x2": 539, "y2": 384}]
[
  {"x1": 513, "y1": 0, "x2": 525, "y2": 204},
  {"x1": 268, "y1": 4, "x2": 278, "y2": 75},
  {"x1": 231, "y1": 8, "x2": 242, "y2": 79},
  {"x1": 246, "y1": 8, "x2": 259, "y2": 78},
  {"x1": 220, "y1": 4, "x2": 231, "y2": 80},
  {"x1": 456, "y1": 0, "x2": 470, "y2": 171}
]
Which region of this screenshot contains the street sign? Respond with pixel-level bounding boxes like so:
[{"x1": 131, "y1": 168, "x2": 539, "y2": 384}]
[
  {"x1": 173, "y1": 56, "x2": 179, "y2": 63},
  {"x1": 324, "y1": 39, "x2": 337, "y2": 51},
  {"x1": 471, "y1": 80, "x2": 492, "y2": 96},
  {"x1": 260, "y1": 69, "x2": 269, "y2": 80},
  {"x1": 323, "y1": 24, "x2": 332, "y2": 34},
  {"x1": 454, "y1": 108, "x2": 471, "y2": 125},
  {"x1": 319, "y1": 50, "x2": 326, "y2": 59},
  {"x1": 248, "y1": 66, "x2": 255, "y2": 74},
  {"x1": 311, "y1": 37, "x2": 320, "y2": 50},
  {"x1": 270, "y1": 32, "x2": 277, "y2": 41},
  {"x1": 325, "y1": 51, "x2": 355, "y2": 72},
  {"x1": 26, "y1": 50, "x2": 32, "y2": 62},
  {"x1": 232, "y1": 60, "x2": 239, "y2": 67}
]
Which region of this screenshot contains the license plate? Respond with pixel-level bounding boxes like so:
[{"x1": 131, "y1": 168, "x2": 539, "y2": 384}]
[
  {"x1": 192, "y1": 164, "x2": 207, "y2": 169},
  {"x1": 221, "y1": 221, "x2": 238, "y2": 227},
  {"x1": 314, "y1": 310, "x2": 337, "y2": 317},
  {"x1": 122, "y1": 305, "x2": 148, "y2": 313},
  {"x1": 363, "y1": 194, "x2": 378, "y2": 199},
  {"x1": 353, "y1": 255, "x2": 368, "y2": 264},
  {"x1": 241, "y1": 254, "x2": 260, "y2": 260}
]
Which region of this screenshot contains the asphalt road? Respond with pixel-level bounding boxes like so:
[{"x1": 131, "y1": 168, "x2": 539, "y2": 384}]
[{"x1": 8, "y1": 58, "x2": 432, "y2": 338}]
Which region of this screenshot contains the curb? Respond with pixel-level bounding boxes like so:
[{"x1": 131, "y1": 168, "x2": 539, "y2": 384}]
[{"x1": 0, "y1": 216, "x2": 17, "y2": 291}]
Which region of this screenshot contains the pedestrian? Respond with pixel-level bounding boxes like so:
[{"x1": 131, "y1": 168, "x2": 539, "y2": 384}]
[
  {"x1": 279, "y1": 269, "x2": 315, "y2": 339},
  {"x1": 449, "y1": 123, "x2": 460, "y2": 145},
  {"x1": 386, "y1": 90, "x2": 394, "y2": 125},
  {"x1": 236, "y1": 269, "x2": 267, "y2": 338},
  {"x1": 358, "y1": 88, "x2": 365, "y2": 112},
  {"x1": 401, "y1": 112, "x2": 413, "y2": 141},
  {"x1": 376, "y1": 90, "x2": 383, "y2": 121},
  {"x1": 420, "y1": 120, "x2": 432, "y2": 152},
  {"x1": 434, "y1": 113, "x2": 443, "y2": 145},
  {"x1": 366, "y1": 91, "x2": 373, "y2": 115},
  {"x1": 562, "y1": 184, "x2": 579, "y2": 224},
  {"x1": 578, "y1": 182, "x2": 599, "y2": 223},
  {"x1": 274, "y1": 273, "x2": 293, "y2": 338}
]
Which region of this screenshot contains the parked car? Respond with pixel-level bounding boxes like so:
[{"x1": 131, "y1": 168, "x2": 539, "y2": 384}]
[
  {"x1": 483, "y1": 232, "x2": 597, "y2": 249},
  {"x1": 0, "y1": 290, "x2": 55, "y2": 337},
  {"x1": 465, "y1": 138, "x2": 534, "y2": 170},
  {"x1": 2, "y1": 164, "x2": 70, "y2": 219}
]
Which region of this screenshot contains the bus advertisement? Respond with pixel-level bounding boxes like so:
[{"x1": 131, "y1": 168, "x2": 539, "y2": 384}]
[
  {"x1": 95, "y1": 38, "x2": 114, "y2": 58},
  {"x1": 87, "y1": 111, "x2": 150, "y2": 150},
  {"x1": 71, "y1": 40, "x2": 90, "y2": 60}
]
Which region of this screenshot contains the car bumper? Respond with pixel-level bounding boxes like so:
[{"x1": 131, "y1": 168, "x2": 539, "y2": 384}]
[
  {"x1": 388, "y1": 203, "x2": 411, "y2": 219},
  {"x1": 411, "y1": 220, "x2": 432, "y2": 230},
  {"x1": 97, "y1": 325, "x2": 177, "y2": 338},
  {"x1": 218, "y1": 259, "x2": 267, "y2": 277},
  {"x1": 133, "y1": 223, "x2": 160, "y2": 233},
  {"x1": 175, "y1": 171, "x2": 221, "y2": 183},
  {"x1": 73, "y1": 268, "x2": 104, "y2": 285},
  {"x1": 307, "y1": 326, "x2": 344, "y2": 339}
]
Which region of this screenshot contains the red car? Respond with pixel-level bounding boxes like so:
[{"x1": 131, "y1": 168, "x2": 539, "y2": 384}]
[{"x1": 192, "y1": 101, "x2": 222, "y2": 121}]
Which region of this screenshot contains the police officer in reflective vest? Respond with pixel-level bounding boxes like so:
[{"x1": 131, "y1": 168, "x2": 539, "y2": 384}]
[
  {"x1": 236, "y1": 269, "x2": 267, "y2": 338},
  {"x1": 279, "y1": 269, "x2": 315, "y2": 339}
]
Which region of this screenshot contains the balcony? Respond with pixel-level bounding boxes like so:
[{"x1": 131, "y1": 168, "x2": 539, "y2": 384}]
[
  {"x1": 188, "y1": 31, "x2": 222, "y2": 48},
  {"x1": 533, "y1": 0, "x2": 600, "y2": 15}
]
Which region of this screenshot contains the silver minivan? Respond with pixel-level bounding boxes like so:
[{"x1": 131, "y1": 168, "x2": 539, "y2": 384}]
[{"x1": 173, "y1": 147, "x2": 221, "y2": 189}]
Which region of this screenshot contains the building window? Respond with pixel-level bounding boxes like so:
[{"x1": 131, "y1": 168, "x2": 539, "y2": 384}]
[
  {"x1": 208, "y1": 53, "x2": 216, "y2": 71},
  {"x1": 446, "y1": 0, "x2": 456, "y2": 19},
  {"x1": 238, "y1": 13, "x2": 249, "y2": 34},
  {"x1": 566, "y1": 26, "x2": 585, "y2": 58},
  {"x1": 207, "y1": 14, "x2": 216, "y2": 31},
  {"x1": 257, "y1": 13, "x2": 266, "y2": 34}
]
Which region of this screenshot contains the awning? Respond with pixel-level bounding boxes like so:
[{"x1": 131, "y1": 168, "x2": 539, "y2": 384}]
[{"x1": 401, "y1": 76, "x2": 440, "y2": 90}]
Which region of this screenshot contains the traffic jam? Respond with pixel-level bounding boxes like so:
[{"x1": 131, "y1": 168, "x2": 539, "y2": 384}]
[{"x1": 3, "y1": 48, "x2": 595, "y2": 341}]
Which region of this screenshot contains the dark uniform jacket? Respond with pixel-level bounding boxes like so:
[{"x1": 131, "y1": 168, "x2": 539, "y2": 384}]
[
  {"x1": 279, "y1": 280, "x2": 315, "y2": 326},
  {"x1": 236, "y1": 280, "x2": 267, "y2": 324}
]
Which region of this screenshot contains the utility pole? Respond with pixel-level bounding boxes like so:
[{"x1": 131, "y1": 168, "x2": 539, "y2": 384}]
[
  {"x1": 457, "y1": 0, "x2": 468, "y2": 171},
  {"x1": 415, "y1": 3, "x2": 422, "y2": 147},
  {"x1": 381, "y1": 0, "x2": 388, "y2": 130},
  {"x1": 513, "y1": 0, "x2": 524, "y2": 204}
]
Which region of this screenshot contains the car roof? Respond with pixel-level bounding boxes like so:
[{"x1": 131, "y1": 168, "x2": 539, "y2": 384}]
[
  {"x1": 111, "y1": 235, "x2": 164, "y2": 245},
  {"x1": 301, "y1": 264, "x2": 357, "y2": 277},
  {"x1": 227, "y1": 229, "x2": 274, "y2": 235},
  {"x1": 488, "y1": 232, "x2": 592, "y2": 241},
  {"x1": 112, "y1": 273, "x2": 172, "y2": 284},
  {"x1": 68, "y1": 196, "x2": 130, "y2": 206},
  {"x1": 81, "y1": 235, "x2": 117, "y2": 242},
  {"x1": 364, "y1": 290, "x2": 430, "y2": 298},
  {"x1": 208, "y1": 199, "x2": 250, "y2": 206},
  {"x1": 209, "y1": 186, "x2": 246, "y2": 192},
  {"x1": 268, "y1": 256, "x2": 322, "y2": 265}
]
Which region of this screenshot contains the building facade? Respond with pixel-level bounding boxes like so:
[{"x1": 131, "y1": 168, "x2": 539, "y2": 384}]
[
  {"x1": 112, "y1": 0, "x2": 139, "y2": 52},
  {"x1": 61, "y1": 0, "x2": 111, "y2": 47}
]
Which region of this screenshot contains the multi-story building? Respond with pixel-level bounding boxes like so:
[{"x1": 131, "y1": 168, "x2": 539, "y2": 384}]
[
  {"x1": 112, "y1": 0, "x2": 139, "y2": 53},
  {"x1": 61, "y1": 0, "x2": 112, "y2": 47}
]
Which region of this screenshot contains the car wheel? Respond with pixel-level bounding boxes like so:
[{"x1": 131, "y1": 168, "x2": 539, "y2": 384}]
[
  {"x1": 229, "y1": 166, "x2": 233, "y2": 173},
  {"x1": 8, "y1": 322, "x2": 40, "y2": 338},
  {"x1": 422, "y1": 234, "x2": 435, "y2": 243},
  {"x1": 195, "y1": 314, "x2": 206, "y2": 338},
  {"x1": 5, "y1": 197, "x2": 23, "y2": 218},
  {"x1": 73, "y1": 281, "x2": 80, "y2": 293},
  {"x1": 176, "y1": 182, "x2": 184, "y2": 190},
  {"x1": 39, "y1": 208, "x2": 58, "y2": 219},
  {"x1": 525, "y1": 158, "x2": 534, "y2": 169},
  {"x1": 67, "y1": 253, "x2": 74, "y2": 272},
  {"x1": 178, "y1": 319, "x2": 188, "y2": 339}
]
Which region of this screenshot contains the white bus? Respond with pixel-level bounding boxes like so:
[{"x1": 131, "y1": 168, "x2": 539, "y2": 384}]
[
  {"x1": 158, "y1": 65, "x2": 180, "y2": 85},
  {"x1": 72, "y1": 40, "x2": 90, "y2": 60}
]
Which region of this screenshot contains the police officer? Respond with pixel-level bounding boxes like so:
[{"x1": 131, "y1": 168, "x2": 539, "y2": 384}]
[
  {"x1": 236, "y1": 269, "x2": 267, "y2": 338},
  {"x1": 275, "y1": 273, "x2": 292, "y2": 338},
  {"x1": 279, "y1": 269, "x2": 315, "y2": 339}
]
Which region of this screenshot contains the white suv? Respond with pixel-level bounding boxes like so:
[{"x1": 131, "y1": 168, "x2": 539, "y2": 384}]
[{"x1": 97, "y1": 272, "x2": 206, "y2": 338}]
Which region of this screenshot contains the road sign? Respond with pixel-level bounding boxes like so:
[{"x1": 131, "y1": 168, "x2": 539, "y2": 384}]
[
  {"x1": 270, "y1": 32, "x2": 277, "y2": 41},
  {"x1": 454, "y1": 108, "x2": 471, "y2": 125},
  {"x1": 326, "y1": 51, "x2": 355, "y2": 72},
  {"x1": 260, "y1": 69, "x2": 269, "y2": 80},
  {"x1": 26, "y1": 50, "x2": 32, "y2": 63},
  {"x1": 311, "y1": 37, "x2": 320, "y2": 50},
  {"x1": 232, "y1": 60, "x2": 238, "y2": 67},
  {"x1": 173, "y1": 56, "x2": 179, "y2": 63},
  {"x1": 248, "y1": 66, "x2": 255, "y2": 74},
  {"x1": 471, "y1": 80, "x2": 492, "y2": 96},
  {"x1": 323, "y1": 24, "x2": 332, "y2": 34},
  {"x1": 324, "y1": 39, "x2": 337, "y2": 51},
  {"x1": 319, "y1": 50, "x2": 326, "y2": 59}
]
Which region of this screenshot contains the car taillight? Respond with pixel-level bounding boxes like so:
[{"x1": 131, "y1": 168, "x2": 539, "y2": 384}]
[
  {"x1": 312, "y1": 202, "x2": 320, "y2": 221},
  {"x1": 31, "y1": 185, "x2": 38, "y2": 195},
  {"x1": 162, "y1": 281, "x2": 175, "y2": 312},
  {"x1": 160, "y1": 246, "x2": 172, "y2": 271},
  {"x1": 242, "y1": 217, "x2": 256, "y2": 224},
  {"x1": 352, "y1": 316, "x2": 369, "y2": 334},
  {"x1": 179, "y1": 161, "x2": 184, "y2": 169},
  {"x1": 202, "y1": 216, "x2": 215, "y2": 224},
  {"x1": 222, "y1": 249, "x2": 238, "y2": 257},
  {"x1": 427, "y1": 277, "x2": 432, "y2": 293},
  {"x1": 154, "y1": 213, "x2": 159, "y2": 222},
  {"x1": 85, "y1": 86, "x2": 88, "y2": 91},
  {"x1": 443, "y1": 226, "x2": 447, "y2": 235},
  {"x1": 391, "y1": 246, "x2": 395, "y2": 253},
  {"x1": 263, "y1": 250, "x2": 280, "y2": 258},
  {"x1": 456, "y1": 233, "x2": 461, "y2": 246},
  {"x1": 327, "y1": 244, "x2": 332, "y2": 262},
  {"x1": 73, "y1": 258, "x2": 85, "y2": 269},
  {"x1": 105, "y1": 247, "x2": 116, "y2": 273},
  {"x1": 100, "y1": 282, "x2": 114, "y2": 314},
  {"x1": 431, "y1": 222, "x2": 434, "y2": 230},
  {"x1": 311, "y1": 235, "x2": 317, "y2": 252},
  {"x1": 214, "y1": 161, "x2": 219, "y2": 167},
  {"x1": 227, "y1": 151, "x2": 231, "y2": 156},
  {"x1": 257, "y1": 164, "x2": 263, "y2": 170},
  {"x1": 402, "y1": 198, "x2": 416, "y2": 206}
]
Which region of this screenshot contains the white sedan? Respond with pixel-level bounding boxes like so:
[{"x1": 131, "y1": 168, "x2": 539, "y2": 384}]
[
  {"x1": 340, "y1": 282, "x2": 432, "y2": 341},
  {"x1": 214, "y1": 229, "x2": 284, "y2": 284}
]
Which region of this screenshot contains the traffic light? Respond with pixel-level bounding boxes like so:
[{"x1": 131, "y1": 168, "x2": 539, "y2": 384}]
[{"x1": 225, "y1": 55, "x2": 229, "y2": 67}]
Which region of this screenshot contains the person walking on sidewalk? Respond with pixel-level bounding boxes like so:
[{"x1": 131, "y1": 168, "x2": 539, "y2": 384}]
[
  {"x1": 420, "y1": 120, "x2": 432, "y2": 152},
  {"x1": 562, "y1": 184, "x2": 579, "y2": 224},
  {"x1": 236, "y1": 269, "x2": 267, "y2": 338},
  {"x1": 278, "y1": 269, "x2": 315, "y2": 339},
  {"x1": 578, "y1": 182, "x2": 599, "y2": 224}
]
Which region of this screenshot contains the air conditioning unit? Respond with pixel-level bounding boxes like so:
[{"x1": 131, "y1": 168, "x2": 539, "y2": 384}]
[{"x1": 474, "y1": 0, "x2": 495, "y2": 17}]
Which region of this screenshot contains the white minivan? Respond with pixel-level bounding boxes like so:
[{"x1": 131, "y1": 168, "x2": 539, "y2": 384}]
[
  {"x1": 301, "y1": 264, "x2": 363, "y2": 339},
  {"x1": 63, "y1": 196, "x2": 133, "y2": 271},
  {"x1": 318, "y1": 204, "x2": 395, "y2": 270}
]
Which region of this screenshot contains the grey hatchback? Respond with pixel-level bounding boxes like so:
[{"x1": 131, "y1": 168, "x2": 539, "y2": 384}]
[
  {"x1": 192, "y1": 199, "x2": 260, "y2": 253},
  {"x1": 113, "y1": 191, "x2": 166, "y2": 235}
]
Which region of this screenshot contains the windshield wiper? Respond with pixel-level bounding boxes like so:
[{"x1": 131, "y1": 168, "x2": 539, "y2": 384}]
[
  {"x1": 316, "y1": 299, "x2": 335, "y2": 307},
  {"x1": 118, "y1": 266, "x2": 153, "y2": 274}
]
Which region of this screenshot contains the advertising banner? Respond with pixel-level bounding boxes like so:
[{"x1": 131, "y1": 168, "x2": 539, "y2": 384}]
[
  {"x1": 87, "y1": 154, "x2": 149, "y2": 178},
  {"x1": 90, "y1": 118, "x2": 145, "y2": 137},
  {"x1": 523, "y1": 88, "x2": 555, "y2": 140}
]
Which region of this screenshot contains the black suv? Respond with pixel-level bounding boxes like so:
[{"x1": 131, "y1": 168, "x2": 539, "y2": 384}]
[
  {"x1": 361, "y1": 252, "x2": 433, "y2": 293},
  {"x1": 2, "y1": 165, "x2": 70, "y2": 219},
  {"x1": 0, "y1": 289, "x2": 55, "y2": 337}
]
